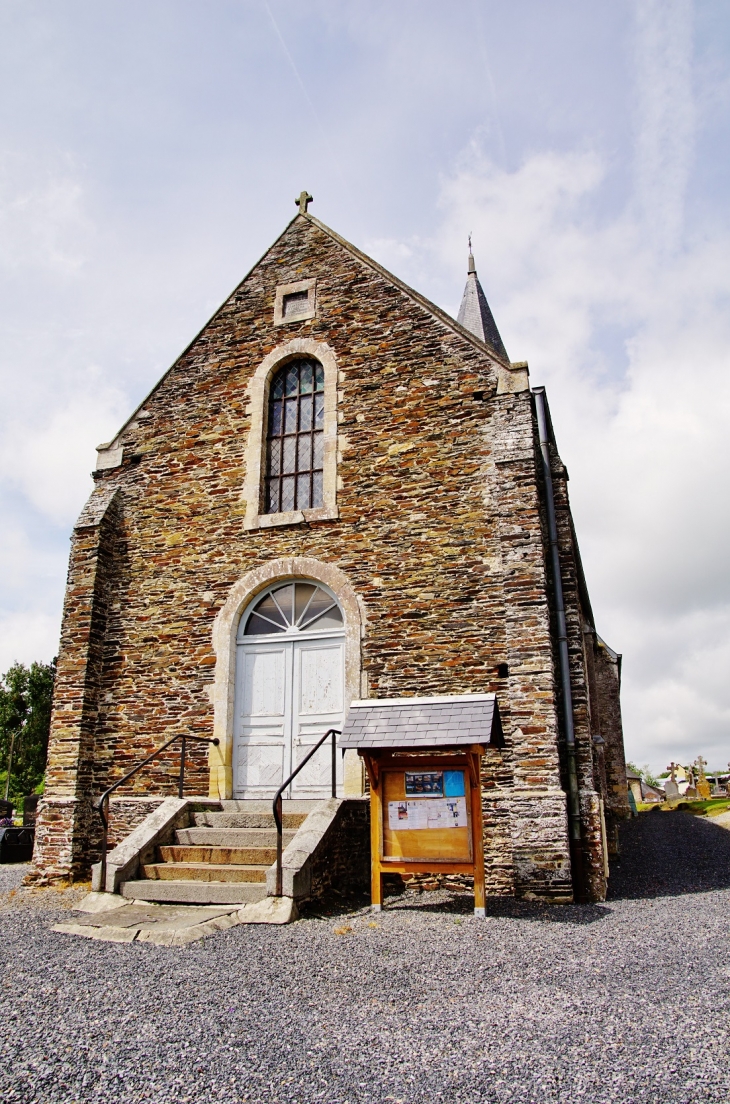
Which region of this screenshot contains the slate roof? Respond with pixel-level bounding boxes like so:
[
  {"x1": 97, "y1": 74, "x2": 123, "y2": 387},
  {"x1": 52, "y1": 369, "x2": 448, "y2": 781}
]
[
  {"x1": 456, "y1": 251, "x2": 509, "y2": 362},
  {"x1": 339, "y1": 694, "x2": 504, "y2": 750}
]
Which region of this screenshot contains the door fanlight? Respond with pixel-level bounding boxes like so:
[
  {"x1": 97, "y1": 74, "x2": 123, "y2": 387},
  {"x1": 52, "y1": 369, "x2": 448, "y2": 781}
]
[{"x1": 241, "y1": 582, "x2": 343, "y2": 638}]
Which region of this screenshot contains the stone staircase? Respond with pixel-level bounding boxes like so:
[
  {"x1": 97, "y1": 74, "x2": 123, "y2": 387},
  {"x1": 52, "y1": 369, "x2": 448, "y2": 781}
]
[{"x1": 120, "y1": 800, "x2": 317, "y2": 905}]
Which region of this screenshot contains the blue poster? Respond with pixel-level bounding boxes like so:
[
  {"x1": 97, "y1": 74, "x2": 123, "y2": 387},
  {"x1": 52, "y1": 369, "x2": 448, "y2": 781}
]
[{"x1": 443, "y1": 770, "x2": 465, "y2": 797}]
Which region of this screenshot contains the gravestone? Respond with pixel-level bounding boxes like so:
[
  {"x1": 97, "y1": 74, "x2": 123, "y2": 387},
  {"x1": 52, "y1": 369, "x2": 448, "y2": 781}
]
[
  {"x1": 695, "y1": 756, "x2": 711, "y2": 800},
  {"x1": 664, "y1": 778, "x2": 679, "y2": 800},
  {"x1": 23, "y1": 795, "x2": 39, "y2": 827},
  {"x1": 664, "y1": 762, "x2": 680, "y2": 802}
]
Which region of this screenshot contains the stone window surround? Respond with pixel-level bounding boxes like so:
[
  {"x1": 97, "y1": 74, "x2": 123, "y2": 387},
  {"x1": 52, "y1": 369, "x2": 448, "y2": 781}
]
[
  {"x1": 208, "y1": 557, "x2": 366, "y2": 800},
  {"x1": 243, "y1": 337, "x2": 339, "y2": 531},
  {"x1": 273, "y1": 278, "x2": 317, "y2": 326}
]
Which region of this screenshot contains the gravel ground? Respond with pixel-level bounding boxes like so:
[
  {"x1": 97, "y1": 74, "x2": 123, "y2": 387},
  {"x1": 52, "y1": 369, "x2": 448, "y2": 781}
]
[{"x1": 2, "y1": 810, "x2": 729, "y2": 1104}]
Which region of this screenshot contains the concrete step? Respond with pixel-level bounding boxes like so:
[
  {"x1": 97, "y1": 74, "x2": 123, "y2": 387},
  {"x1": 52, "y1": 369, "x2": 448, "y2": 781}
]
[
  {"x1": 159, "y1": 845, "x2": 278, "y2": 865},
  {"x1": 218, "y1": 800, "x2": 318, "y2": 813},
  {"x1": 120, "y1": 880, "x2": 268, "y2": 905},
  {"x1": 193, "y1": 811, "x2": 309, "y2": 829},
  {"x1": 175, "y1": 827, "x2": 297, "y2": 847},
  {"x1": 143, "y1": 862, "x2": 267, "y2": 883}
]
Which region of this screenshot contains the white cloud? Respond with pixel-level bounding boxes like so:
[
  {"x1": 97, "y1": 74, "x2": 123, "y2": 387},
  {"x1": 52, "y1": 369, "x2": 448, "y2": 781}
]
[
  {"x1": 362, "y1": 5, "x2": 729, "y2": 771},
  {"x1": 633, "y1": 0, "x2": 695, "y2": 250},
  {"x1": 0, "y1": 0, "x2": 725, "y2": 775},
  {"x1": 0, "y1": 384, "x2": 127, "y2": 526},
  {"x1": 0, "y1": 612, "x2": 60, "y2": 671},
  {"x1": 432, "y1": 150, "x2": 730, "y2": 769},
  {"x1": 0, "y1": 153, "x2": 91, "y2": 275}
]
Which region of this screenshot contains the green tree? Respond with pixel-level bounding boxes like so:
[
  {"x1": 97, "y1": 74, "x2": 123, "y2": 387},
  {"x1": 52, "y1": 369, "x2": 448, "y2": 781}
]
[
  {"x1": 626, "y1": 761, "x2": 661, "y2": 788},
  {"x1": 0, "y1": 659, "x2": 56, "y2": 803}
]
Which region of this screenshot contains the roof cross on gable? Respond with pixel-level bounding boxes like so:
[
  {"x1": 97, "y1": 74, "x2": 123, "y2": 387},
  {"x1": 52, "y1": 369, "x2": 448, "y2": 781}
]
[{"x1": 295, "y1": 190, "x2": 313, "y2": 215}]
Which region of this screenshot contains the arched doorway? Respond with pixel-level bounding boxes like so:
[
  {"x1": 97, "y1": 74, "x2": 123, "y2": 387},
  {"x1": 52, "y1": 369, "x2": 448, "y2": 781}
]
[{"x1": 232, "y1": 579, "x2": 345, "y2": 798}]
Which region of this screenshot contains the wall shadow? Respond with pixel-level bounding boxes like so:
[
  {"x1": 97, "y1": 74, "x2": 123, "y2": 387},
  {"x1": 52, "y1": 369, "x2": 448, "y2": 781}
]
[
  {"x1": 608, "y1": 809, "x2": 730, "y2": 901},
  {"x1": 303, "y1": 811, "x2": 730, "y2": 920},
  {"x1": 304, "y1": 886, "x2": 612, "y2": 925}
]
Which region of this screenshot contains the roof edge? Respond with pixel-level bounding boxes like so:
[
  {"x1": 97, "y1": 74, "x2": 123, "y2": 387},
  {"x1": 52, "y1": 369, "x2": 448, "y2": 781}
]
[
  {"x1": 99, "y1": 213, "x2": 305, "y2": 456},
  {"x1": 304, "y1": 213, "x2": 512, "y2": 368},
  {"x1": 349, "y1": 693, "x2": 497, "y2": 708},
  {"x1": 99, "y1": 207, "x2": 513, "y2": 462}
]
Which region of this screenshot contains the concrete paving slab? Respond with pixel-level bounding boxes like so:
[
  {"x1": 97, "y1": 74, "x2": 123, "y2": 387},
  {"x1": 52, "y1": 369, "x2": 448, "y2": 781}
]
[
  {"x1": 53, "y1": 923, "x2": 139, "y2": 942},
  {"x1": 51, "y1": 895, "x2": 298, "y2": 943},
  {"x1": 67, "y1": 906, "x2": 159, "y2": 929},
  {"x1": 135, "y1": 907, "x2": 238, "y2": 933}
]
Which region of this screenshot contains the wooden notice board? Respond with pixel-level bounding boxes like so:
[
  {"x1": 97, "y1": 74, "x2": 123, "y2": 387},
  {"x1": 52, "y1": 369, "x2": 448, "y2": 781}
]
[{"x1": 363, "y1": 747, "x2": 486, "y2": 916}]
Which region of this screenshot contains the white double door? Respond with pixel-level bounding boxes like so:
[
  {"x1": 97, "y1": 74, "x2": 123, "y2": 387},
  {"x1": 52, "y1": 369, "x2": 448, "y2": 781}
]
[{"x1": 233, "y1": 631, "x2": 345, "y2": 798}]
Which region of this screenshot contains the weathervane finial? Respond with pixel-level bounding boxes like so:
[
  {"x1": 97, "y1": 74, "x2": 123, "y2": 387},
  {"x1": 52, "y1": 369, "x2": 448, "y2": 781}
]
[
  {"x1": 296, "y1": 190, "x2": 313, "y2": 215},
  {"x1": 467, "y1": 232, "x2": 476, "y2": 274}
]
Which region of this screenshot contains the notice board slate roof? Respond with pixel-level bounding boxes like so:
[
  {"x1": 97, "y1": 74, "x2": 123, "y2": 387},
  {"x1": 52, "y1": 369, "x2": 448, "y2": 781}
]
[{"x1": 339, "y1": 694, "x2": 504, "y2": 750}]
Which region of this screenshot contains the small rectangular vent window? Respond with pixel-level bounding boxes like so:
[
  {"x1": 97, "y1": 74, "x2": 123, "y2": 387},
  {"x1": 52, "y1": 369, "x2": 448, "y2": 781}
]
[
  {"x1": 274, "y1": 279, "x2": 316, "y2": 326},
  {"x1": 283, "y1": 291, "x2": 309, "y2": 318}
]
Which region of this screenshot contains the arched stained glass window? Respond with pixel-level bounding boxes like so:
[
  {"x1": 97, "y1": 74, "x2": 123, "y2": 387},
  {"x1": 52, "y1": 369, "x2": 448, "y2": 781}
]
[
  {"x1": 242, "y1": 582, "x2": 343, "y2": 636},
  {"x1": 265, "y1": 358, "x2": 325, "y2": 514}
]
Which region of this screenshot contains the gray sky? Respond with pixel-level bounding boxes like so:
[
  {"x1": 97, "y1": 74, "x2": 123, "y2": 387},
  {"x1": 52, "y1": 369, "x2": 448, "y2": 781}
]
[{"x1": 1, "y1": 0, "x2": 728, "y2": 772}]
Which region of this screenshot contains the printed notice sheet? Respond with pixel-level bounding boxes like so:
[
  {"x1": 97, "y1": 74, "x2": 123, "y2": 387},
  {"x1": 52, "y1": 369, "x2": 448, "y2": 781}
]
[{"x1": 388, "y1": 797, "x2": 468, "y2": 831}]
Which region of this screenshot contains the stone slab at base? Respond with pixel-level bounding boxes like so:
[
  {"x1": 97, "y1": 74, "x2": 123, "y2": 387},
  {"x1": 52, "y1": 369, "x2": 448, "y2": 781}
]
[
  {"x1": 76, "y1": 891, "x2": 129, "y2": 913},
  {"x1": 53, "y1": 923, "x2": 140, "y2": 943},
  {"x1": 236, "y1": 895, "x2": 297, "y2": 925},
  {"x1": 52, "y1": 895, "x2": 298, "y2": 944}
]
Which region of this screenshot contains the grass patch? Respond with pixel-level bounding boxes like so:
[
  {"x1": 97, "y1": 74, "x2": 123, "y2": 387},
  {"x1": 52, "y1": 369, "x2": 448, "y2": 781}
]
[
  {"x1": 636, "y1": 798, "x2": 730, "y2": 816},
  {"x1": 676, "y1": 798, "x2": 730, "y2": 817}
]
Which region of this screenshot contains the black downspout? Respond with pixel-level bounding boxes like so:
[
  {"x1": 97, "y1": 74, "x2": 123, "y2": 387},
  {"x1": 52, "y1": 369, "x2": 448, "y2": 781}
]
[{"x1": 533, "y1": 387, "x2": 585, "y2": 899}]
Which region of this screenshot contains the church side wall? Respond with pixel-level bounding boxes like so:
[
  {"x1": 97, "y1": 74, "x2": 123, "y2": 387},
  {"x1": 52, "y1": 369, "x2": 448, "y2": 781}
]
[
  {"x1": 548, "y1": 453, "x2": 607, "y2": 901},
  {"x1": 488, "y1": 395, "x2": 572, "y2": 901},
  {"x1": 594, "y1": 644, "x2": 630, "y2": 822}
]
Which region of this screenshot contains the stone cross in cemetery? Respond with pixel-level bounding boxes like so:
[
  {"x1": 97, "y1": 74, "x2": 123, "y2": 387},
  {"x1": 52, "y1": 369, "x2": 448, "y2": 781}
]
[
  {"x1": 695, "y1": 756, "x2": 711, "y2": 799},
  {"x1": 664, "y1": 762, "x2": 679, "y2": 801}
]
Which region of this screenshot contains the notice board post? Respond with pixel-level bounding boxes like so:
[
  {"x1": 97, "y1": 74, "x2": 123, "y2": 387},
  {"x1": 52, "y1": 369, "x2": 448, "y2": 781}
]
[{"x1": 339, "y1": 694, "x2": 504, "y2": 918}]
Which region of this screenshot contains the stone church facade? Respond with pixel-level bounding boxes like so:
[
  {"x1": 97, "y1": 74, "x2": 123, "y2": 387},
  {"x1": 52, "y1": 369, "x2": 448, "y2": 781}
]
[{"x1": 29, "y1": 198, "x2": 629, "y2": 902}]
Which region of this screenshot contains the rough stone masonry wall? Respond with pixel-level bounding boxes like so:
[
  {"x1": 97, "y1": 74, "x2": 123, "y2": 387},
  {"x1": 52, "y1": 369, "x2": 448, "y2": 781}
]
[
  {"x1": 29, "y1": 488, "x2": 122, "y2": 883},
  {"x1": 485, "y1": 392, "x2": 573, "y2": 900},
  {"x1": 34, "y1": 213, "x2": 580, "y2": 897},
  {"x1": 546, "y1": 430, "x2": 608, "y2": 902},
  {"x1": 309, "y1": 798, "x2": 370, "y2": 900},
  {"x1": 594, "y1": 643, "x2": 630, "y2": 822},
  {"x1": 104, "y1": 797, "x2": 167, "y2": 850}
]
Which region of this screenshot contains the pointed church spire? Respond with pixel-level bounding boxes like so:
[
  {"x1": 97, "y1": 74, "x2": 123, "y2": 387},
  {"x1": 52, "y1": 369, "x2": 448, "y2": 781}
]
[{"x1": 457, "y1": 240, "x2": 509, "y2": 362}]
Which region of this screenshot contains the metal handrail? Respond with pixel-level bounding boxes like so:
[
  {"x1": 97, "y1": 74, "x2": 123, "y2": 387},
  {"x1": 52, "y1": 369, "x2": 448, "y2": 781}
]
[
  {"x1": 272, "y1": 728, "x2": 340, "y2": 897},
  {"x1": 95, "y1": 733, "x2": 219, "y2": 893}
]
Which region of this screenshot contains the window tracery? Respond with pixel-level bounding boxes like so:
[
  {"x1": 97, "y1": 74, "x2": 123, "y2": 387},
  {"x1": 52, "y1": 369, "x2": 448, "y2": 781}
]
[
  {"x1": 265, "y1": 358, "x2": 325, "y2": 514},
  {"x1": 242, "y1": 581, "x2": 343, "y2": 636},
  {"x1": 242, "y1": 337, "x2": 338, "y2": 531}
]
